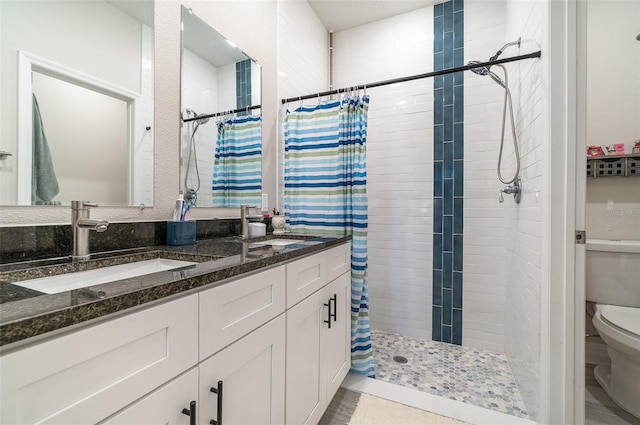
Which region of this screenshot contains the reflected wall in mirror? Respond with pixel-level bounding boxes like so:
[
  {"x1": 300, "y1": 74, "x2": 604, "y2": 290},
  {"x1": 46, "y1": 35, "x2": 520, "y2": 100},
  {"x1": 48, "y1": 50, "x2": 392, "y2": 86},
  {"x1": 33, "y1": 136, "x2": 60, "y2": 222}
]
[
  {"x1": 586, "y1": 0, "x2": 639, "y2": 152},
  {"x1": 0, "y1": 0, "x2": 154, "y2": 207},
  {"x1": 181, "y1": 6, "x2": 262, "y2": 208}
]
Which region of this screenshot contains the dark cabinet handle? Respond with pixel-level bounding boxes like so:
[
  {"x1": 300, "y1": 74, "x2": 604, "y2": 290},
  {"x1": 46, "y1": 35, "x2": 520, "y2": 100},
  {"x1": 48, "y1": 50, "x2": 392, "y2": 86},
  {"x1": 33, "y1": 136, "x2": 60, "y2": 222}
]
[
  {"x1": 181, "y1": 400, "x2": 196, "y2": 425},
  {"x1": 323, "y1": 299, "x2": 332, "y2": 328},
  {"x1": 209, "y1": 380, "x2": 223, "y2": 425},
  {"x1": 330, "y1": 294, "x2": 337, "y2": 323}
]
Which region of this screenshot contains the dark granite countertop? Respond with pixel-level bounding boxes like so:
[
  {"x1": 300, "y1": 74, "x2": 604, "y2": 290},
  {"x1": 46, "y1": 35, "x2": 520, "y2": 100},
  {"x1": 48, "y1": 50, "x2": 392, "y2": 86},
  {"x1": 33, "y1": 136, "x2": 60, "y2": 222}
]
[{"x1": 0, "y1": 234, "x2": 350, "y2": 348}]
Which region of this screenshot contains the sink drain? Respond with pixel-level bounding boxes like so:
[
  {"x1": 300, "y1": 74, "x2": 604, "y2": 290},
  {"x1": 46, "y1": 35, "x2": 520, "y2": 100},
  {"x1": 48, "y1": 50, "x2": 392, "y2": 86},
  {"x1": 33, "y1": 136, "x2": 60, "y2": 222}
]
[{"x1": 393, "y1": 355, "x2": 408, "y2": 364}]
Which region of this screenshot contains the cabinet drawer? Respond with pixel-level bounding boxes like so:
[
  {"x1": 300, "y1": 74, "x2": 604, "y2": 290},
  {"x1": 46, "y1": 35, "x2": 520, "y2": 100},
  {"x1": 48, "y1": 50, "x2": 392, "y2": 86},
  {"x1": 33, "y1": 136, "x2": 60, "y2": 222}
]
[
  {"x1": 326, "y1": 243, "x2": 351, "y2": 283},
  {"x1": 286, "y1": 251, "x2": 327, "y2": 308},
  {"x1": 199, "y1": 266, "x2": 285, "y2": 360},
  {"x1": 100, "y1": 368, "x2": 198, "y2": 425},
  {"x1": 0, "y1": 295, "x2": 198, "y2": 425}
]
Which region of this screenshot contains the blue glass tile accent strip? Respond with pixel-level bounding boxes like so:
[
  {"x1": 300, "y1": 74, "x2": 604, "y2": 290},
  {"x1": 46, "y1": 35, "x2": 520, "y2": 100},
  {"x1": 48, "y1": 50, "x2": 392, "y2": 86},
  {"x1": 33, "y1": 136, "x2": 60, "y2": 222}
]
[
  {"x1": 235, "y1": 59, "x2": 252, "y2": 114},
  {"x1": 433, "y1": 0, "x2": 463, "y2": 345}
]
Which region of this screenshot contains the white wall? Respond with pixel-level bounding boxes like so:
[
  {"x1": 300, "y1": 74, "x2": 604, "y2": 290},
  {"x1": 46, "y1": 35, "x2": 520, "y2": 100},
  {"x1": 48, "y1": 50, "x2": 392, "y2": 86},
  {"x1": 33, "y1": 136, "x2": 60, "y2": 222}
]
[
  {"x1": 0, "y1": 0, "x2": 278, "y2": 224},
  {"x1": 585, "y1": 0, "x2": 640, "y2": 241},
  {"x1": 131, "y1": 24, "x2": 155, "y2": 208},
  {"x1": 332, "y1": 8, "x2": 434, "y2": 339}
]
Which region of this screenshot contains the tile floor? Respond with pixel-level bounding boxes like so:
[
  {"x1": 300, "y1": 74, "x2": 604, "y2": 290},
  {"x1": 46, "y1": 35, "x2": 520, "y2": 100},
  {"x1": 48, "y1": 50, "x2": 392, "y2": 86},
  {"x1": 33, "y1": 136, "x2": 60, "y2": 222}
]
[
  {"x1": 585, "y1": 364, "x2": 640, "y2": 424},
  {"x1": 371, "y1": 330, "x2": 530, "y2": 419}
]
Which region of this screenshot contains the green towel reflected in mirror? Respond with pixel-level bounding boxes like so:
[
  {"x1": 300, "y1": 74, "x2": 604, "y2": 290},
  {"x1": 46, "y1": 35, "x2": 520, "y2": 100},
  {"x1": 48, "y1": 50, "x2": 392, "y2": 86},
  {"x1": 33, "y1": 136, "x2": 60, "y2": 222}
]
[{"x1": 32, "y1": 94, "x2": 59, "y2": 204}]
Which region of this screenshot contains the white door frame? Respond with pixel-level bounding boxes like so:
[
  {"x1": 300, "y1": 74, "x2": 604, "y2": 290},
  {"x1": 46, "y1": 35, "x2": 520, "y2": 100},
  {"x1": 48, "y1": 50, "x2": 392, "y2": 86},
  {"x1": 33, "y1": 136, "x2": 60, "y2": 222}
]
[
  {"x1": 17, "y1": 51, "x2": 137, "y2": 205},
  {"x1": 543, "y1": 0, "x2": 582, "y2": 422},
  {"x1": 574, "y1": 0, "x2": 588, "y2": 422}
]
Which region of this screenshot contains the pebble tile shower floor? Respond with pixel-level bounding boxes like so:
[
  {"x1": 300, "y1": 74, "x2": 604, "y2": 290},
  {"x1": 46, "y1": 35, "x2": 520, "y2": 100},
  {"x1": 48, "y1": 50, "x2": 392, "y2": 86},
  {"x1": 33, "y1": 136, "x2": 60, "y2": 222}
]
[{"x1": 371, "y1": 330, "x2": 529, "y2": 419}]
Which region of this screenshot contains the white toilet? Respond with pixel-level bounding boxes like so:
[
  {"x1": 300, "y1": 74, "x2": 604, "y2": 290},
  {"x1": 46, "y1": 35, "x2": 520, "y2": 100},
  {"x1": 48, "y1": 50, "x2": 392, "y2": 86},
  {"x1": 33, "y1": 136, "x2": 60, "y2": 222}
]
[{"x1": 586, "y1": 239, "x2": 640, "y2": 418}]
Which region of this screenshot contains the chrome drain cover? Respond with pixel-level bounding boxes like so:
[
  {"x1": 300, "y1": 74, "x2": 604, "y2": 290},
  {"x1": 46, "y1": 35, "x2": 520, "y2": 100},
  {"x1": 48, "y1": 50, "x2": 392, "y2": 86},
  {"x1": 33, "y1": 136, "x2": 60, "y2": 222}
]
[{"x1": 393, "y1": 355, "x2": 408, "y2": 364}]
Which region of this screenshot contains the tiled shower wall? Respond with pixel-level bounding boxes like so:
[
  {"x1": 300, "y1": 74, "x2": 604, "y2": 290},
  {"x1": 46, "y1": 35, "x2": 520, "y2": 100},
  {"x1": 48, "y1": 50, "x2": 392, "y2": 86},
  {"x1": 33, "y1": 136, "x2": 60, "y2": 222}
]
[
  {"x1": 180, "y1": 49, "x2": 219, "y2": 207},
  {"x1": 461, "y1": 0, "x2": 509, "y2": 353},
  {"x1": 504, "y1": 1, "x2": 543, "y2": 419},
  {"x1": 333, "y1": 8, "x2": 434, "y2": 339},
  {"x1": 464, "y1": 0, "x2": 543, "y2": 417}
]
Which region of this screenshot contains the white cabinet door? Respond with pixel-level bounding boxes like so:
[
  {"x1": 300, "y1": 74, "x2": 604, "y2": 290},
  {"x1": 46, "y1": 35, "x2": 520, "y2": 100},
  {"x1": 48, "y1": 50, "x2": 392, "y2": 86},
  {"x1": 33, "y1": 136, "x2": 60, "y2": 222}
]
[
  {"x1": 322, "y1": 272, "x2": 351, "y2": 401},
  {"x1": 100, "y1": 368, "x2": 198, "y2": 425},
  {"x1": 285, "y1": 268, "x2": 351, "y2": 425},
  {"x1": 199, "y1": 314, "x2": 286, "y2": 425},
  {"x1": 0, "y1": 295, "x2": 198, "y2": 425},
  {"x1": 285, "y1": 288, "x2": 326, "y2": 425}
]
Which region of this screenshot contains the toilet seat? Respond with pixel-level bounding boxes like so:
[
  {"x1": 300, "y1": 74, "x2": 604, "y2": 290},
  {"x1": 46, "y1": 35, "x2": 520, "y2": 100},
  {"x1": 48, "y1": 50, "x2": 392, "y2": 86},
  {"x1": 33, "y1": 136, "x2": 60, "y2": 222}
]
[
  {"x1": 592, "y1": 304, "x2": 640, "y2": 359},
  {"x1": 600, "y1": 305, "x2": 640, "y2": 338}
]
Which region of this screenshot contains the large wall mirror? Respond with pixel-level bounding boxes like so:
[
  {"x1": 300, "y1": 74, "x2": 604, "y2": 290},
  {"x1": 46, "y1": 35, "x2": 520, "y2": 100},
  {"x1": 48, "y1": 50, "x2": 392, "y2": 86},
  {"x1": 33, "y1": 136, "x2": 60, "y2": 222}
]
[
  {"x1": 0, "y1": 0, "x2": 154, "y2": 207},
  {"x1": 584, "y1": 0, "x2": 640, "y2": 240},
  {"x1": 181, "y1": 6, "x2": 262, "y2": 208}
]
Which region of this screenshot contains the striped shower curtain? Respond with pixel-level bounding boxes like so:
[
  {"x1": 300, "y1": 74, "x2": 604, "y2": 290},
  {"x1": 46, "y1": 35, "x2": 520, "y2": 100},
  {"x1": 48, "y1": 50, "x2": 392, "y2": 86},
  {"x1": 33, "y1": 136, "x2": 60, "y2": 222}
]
[
  {"x1": 212, "y1": 115, "x2": 262, "y2": 208},
  {"x1": 284, "y1": 96, "x2": 375, "y2": 377}
]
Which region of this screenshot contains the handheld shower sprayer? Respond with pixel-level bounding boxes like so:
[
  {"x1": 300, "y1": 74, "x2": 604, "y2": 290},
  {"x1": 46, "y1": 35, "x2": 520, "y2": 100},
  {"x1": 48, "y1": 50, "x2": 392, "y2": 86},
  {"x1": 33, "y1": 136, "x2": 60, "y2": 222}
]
[
  {"x1": 467, "y1": 38, "x2": 523, "y2": 200},
  {"x1": 182, "y1": 108, "x2": 208, "y2": 206}
]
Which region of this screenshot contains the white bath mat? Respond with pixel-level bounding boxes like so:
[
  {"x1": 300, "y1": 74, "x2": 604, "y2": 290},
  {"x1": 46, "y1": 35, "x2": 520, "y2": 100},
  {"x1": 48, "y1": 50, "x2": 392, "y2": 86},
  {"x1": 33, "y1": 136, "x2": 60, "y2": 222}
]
[{"x1": 349, "y1": 393, "x2": 472, "y2": 425}]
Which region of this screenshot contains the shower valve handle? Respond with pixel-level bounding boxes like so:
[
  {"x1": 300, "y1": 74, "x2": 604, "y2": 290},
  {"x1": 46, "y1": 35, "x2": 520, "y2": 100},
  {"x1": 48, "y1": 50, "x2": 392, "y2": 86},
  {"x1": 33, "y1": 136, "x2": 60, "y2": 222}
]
[{"x1": 498, "y1": 178, "x2": 522, "y2": 204}]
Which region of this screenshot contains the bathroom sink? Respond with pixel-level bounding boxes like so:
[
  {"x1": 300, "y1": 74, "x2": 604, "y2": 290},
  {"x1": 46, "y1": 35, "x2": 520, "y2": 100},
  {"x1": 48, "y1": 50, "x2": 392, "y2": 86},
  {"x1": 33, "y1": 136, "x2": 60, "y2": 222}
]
[
  {"x1": 247, "y1": 239, "x2": 305, "y2": 249},
  {"x1": 13, "y1": 258, "x2": 197, "y2": 295}
]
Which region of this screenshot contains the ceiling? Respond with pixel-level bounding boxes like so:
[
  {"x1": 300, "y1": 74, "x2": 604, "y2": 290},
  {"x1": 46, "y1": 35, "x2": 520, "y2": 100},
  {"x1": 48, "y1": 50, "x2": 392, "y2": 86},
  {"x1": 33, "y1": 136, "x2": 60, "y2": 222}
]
[{"x1": 308, "y1": 0, "x2": 437, "y2": 32}]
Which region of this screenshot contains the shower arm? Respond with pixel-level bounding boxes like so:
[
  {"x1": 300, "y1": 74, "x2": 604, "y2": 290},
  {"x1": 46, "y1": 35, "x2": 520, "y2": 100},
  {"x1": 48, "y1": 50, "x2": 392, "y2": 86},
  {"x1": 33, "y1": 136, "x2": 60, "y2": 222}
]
[{"x1": 490, "y1": 37, "x2": 522, "y2": 62}]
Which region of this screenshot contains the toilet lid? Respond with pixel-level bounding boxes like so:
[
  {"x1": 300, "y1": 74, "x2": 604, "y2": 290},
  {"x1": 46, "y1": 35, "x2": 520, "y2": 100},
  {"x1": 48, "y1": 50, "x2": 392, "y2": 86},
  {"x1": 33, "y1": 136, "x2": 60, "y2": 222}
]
[{"x1": 601, "y1": 305, "x2": 640, "y2": 338}]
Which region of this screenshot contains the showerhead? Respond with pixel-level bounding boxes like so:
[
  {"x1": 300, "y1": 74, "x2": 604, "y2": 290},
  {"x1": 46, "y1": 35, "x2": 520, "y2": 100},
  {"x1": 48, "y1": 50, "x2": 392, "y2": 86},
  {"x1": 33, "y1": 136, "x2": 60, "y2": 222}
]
[
  {"x1": 468, "y1": 60, "x2": 491, "y2": 76},
  {"x1": 184, "y1": 109, "x2": 210, "y2": 125},
  {"x1": 195, "y1": 115, "x2": 210, "y2": 125}
]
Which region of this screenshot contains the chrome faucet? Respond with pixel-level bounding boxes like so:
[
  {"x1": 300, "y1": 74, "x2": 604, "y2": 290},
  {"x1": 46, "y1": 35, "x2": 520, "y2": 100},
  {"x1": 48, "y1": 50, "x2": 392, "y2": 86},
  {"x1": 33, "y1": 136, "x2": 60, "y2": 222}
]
[
  {"x1": 498, "y1": 177, "x2": 522, "y2": 204},
  {"x1": 71, "y1": 201, "x2": 109, "y2": 260},
  {"x1": 240, "y1": 205, "x2": 263, "y2": 239}
]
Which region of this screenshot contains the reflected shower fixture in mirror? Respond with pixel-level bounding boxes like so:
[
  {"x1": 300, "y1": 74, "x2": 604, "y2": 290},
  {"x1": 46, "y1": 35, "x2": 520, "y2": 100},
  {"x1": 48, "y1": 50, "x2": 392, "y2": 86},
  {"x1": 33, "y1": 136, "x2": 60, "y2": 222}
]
[
  {"x1": 0, "y1": 0, "x2": 155, "y2": 207},
  {"x1": 180, "y1": 6, "x2": 263, "y2": 209}
]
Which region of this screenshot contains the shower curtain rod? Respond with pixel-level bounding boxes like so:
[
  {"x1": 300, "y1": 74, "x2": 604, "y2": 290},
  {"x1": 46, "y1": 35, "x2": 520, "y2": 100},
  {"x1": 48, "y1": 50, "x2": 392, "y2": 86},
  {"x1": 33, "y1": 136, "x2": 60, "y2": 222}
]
[
  {"x1": 281, "y1": 51, "x2": 541, "y2": 104},
  {"x1": 182, "y1": 104, "x2": 261, "y2": 123}
]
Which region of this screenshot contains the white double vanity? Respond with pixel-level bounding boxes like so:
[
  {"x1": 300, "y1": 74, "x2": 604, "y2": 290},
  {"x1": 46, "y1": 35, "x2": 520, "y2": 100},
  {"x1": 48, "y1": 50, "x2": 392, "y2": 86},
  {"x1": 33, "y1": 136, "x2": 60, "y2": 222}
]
[{"x1": 0, "y1": 242, "x2": 351, "y2": 425}]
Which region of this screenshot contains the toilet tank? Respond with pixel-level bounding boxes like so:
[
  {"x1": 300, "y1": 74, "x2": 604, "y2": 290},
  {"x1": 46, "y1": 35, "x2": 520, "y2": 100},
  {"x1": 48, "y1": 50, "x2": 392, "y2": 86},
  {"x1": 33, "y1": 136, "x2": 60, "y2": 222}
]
[{"x1": 586, "y1": 239, "x2": 640, "y2": 308}]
